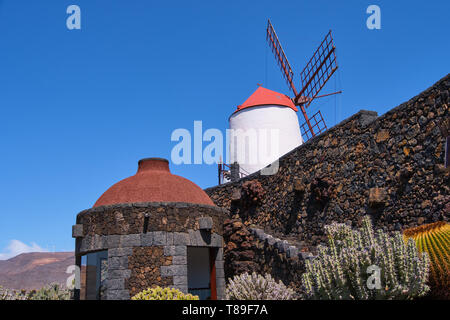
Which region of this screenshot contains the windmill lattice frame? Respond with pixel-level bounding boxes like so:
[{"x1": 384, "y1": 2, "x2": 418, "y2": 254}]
[{"x1": 266, "y1": 20, "x2": 341, "y2": 140}]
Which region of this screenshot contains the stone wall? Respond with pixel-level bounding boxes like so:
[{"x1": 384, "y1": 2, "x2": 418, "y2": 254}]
[
  {"x1": 223, "y1": 217, "x2": 314, "y2": 295},
  {"x1": 206, "y1": 74, "x2": 449, "y2": 250},
  {"x1": 126, "y1": 246, "x2": 173, "y2": 297},
  {"x1": 74, "y1": 202, "x2": 228, "y2": 300},
  {"x1": 76, "y1": 202, "x2": 227, "y2": 236}
]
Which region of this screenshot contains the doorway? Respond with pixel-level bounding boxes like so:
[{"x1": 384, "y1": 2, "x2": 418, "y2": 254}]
[{"x1": 187, "y1": 247, "x2": 217, "y2": 300}]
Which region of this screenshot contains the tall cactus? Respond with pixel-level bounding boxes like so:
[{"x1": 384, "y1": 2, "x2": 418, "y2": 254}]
[
  {"x1": 403, "y1": 221, "x2": 449, "y2": 297},
  {"x1": 301, "y1": 216, "x2": 430, "y2": 300}
]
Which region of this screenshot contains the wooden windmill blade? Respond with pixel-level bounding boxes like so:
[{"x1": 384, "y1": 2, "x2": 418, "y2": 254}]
[
  {"x1": 295, "y1": 30, "x2": 338, "y2": 108},
  {"x1": 266, "y1": 19, "x2": 316, "y2": 137},
  {"x1": 266, "y1": 19, "x2": 298, "y2": 95}
]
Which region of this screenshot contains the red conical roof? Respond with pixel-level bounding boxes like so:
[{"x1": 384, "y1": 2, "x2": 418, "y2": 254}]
[
  {"x1": 235, "y1": 86, "x2": 298, "y2": 113},
  {"x1": 93, "y1": 158, "x2": 214, "y2": 207}
]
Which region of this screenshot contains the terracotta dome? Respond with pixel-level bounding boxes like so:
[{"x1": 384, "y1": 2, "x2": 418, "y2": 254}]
[{"x1": 93, "y1": 158, "x2": 214, "y2": 207}]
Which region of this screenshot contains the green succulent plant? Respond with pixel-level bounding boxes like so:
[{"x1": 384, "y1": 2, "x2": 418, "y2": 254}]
[{"x1": 131, "y1": 286, "x2": 199, "y2": 300}]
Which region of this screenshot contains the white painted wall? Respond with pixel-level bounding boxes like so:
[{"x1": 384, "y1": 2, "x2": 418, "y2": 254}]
[{"x1": 228, "y1": 105, "x2": 303, "y2": 176}]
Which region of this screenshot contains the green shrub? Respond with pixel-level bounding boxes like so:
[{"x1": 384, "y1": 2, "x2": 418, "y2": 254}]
[
  {"x1": 131, "y1": 286, "x2": 199, "y2": 300},
  {"x1": 301, "y1": 216, "x2": 430, "y2": 300},
  {"x1": 226, "y1": 272, "x2": 296, "y2": 300}
]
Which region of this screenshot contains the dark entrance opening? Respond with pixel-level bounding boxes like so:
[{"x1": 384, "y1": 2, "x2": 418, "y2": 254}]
[{"x1": 187, "y1": 247, "x2": 217, "y2": 300}]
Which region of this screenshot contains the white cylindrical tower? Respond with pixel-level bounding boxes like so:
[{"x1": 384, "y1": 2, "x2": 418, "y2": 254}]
[{"x1": 228, "y1": 86, "x2": 303, "y2": 176}]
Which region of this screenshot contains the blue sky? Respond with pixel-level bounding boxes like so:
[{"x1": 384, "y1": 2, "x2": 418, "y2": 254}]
[{"x1": 0, "y1": 0, "x2": 448, "y2": 257}]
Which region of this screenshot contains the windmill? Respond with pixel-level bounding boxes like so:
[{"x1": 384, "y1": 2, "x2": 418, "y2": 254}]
[{"x1": 266, "y1": 19, "x2": 342, "y2": 140}]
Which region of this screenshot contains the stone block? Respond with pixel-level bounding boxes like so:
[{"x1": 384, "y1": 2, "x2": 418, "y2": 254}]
[
  {"x1": 172, "y1": 255, "x2": 187, "y2": 265},
  {"x1": 153, "y1": 231, "x2": 167, "y2": 246},
  {"x1": 275, "y1": 240, "x2": 288, "y2": 253},
  {"x1": 164, "y1": 246, "x2": 175, "y2": 256},
  {"x1": 253, "y1": 228, "x2": 264, "y2": 238},
  {"x1": 286, "y1": 246, "x2": 298, "y2": 259},
  {"x1": 72, "y1": 224, "x2": 83, "y2": 238},
  {"x1": 173, "y1": 232, "x2": 190, "y2": 246},
  {"x1": 109, "y1": 269, "x2": 131, "y2": 279},
  {"x1": 108, "y1": 247, "x2": 133, "y2": 258},
  {"x1": 160, "y1": 265, "x2": 172, "y2": 277},
  {"x1": 107, "y1": 235, "x2": 121, "y2": 248},
  {"x1": 107, "y1": 290, "x2": 130, "y2": 300},
  {"x1": 216, "y1": 248, "x2": 223, "y2": 261},
  {"x1": 109, "y1": 256, "x2": 128, "y2": 270},
  {"x1": 215, "y1": 260, "x2": 224, "y2": 270},
  {"x1": 266, "y1": 235, "x2": 276, "y2": 246},
  {"x1": 174, "y1": 245, "x2": 187, "y2": 256},
  {"x1": 299, "y1": 252, "x2": 314, "y2": 260},
  {"x1": 170, "y1": 264, "x2": 188, "y2": 276},
  {"x1": 211, "y1": 233, "x2": 223, "y2": 247},
  {"x1": 141, "y1": 232, "x2": 154, "y2": 246},
  {"x1": 215, "y1": 268, "x2": 225, "y2": 278},
  {"x1": 166, "y1": 232, "x2": 174, "y2": 246},
  {"x1": 198, "y1": 217, "x2": 213, "y2": 230},
  {"x1": 216, "y1": 276, "x2": 225, "y2": 287},
  {"x1": 79, "y1": 237, "x2": 91, "y2": 252},
  {"x1": 121, "y1": 234, "x2": 141, "y2": 247},
  {"x1": 173, "y1": 275, "x2": 188, "y2": 285},
  {"x1": 105, "y1": 278, "x2": 125, "y2": 290}
]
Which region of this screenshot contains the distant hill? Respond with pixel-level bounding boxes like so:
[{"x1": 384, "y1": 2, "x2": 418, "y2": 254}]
[{"x1": 0, "y1": 252, "x2": 74, "y2": 290}]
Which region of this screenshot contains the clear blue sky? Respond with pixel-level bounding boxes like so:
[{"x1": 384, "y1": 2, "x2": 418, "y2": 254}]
[{"x1": 0, "y1": 0, "x2": 448, "y2": 256}]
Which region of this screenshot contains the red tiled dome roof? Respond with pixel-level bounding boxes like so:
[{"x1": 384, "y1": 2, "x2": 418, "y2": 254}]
[
  {"x1": 235, "y1": 86, "x2": 298, "y2": 113},
  {"x1": 93, "y1": 158, "x2": 214, "y2": 207}
]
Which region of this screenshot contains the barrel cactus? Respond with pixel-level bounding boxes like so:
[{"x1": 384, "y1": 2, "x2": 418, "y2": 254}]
[
  {"x1": 301, "y1": 216, "x2": 430, "y2": 300},
  {"x1": 226, "y1": 272, "x2": 296, "y2": 300},
  {"x1": 404, "y1": 221, "x2": 449, "y2": 299},
  {"x1": 131, "y1": 286, "x2": 199, "y2": 300}
]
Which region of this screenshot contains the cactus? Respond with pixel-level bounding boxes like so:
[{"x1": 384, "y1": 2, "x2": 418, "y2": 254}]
[
  {"x1": 404, "y1": 221, "x2": 450, "y2": 298},
  {"x1": 226, "y1": 272, "x2": 296, "y2": 300},
  {"x1": 0, "y1": 283, "x2": 70, "y2": 300},
  {"x1": 131, "y1": 286, "x2": 199, "y2": 300},
  {"x1": 301, "y1": 216, "x2": 430, "y2": 300},
  {"x1": 28, "y1": 283, "x2": 71, "y2": 300}
]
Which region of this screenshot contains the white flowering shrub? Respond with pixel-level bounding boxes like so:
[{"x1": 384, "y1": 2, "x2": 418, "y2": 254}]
[
  {"x1": 301, "y1": 216, "x2": 430, "y2": 300},
  {"x1": 226, "y1": 272, "x2": 296, "y2": 300}
]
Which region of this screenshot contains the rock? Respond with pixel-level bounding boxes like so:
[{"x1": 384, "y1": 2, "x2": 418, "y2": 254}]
[
  {"x1": 368, "y1": 188, "x2": 387, "y2": 208},
  {"x1": 231, "y1": 189, "x2": 241, "y2": 201},
  {"x1": 293, "y1": 179, "x2": 305, "y2": 193},
  {"x1": 375, "y1": 129, "x2": 390, "y2": 143}
]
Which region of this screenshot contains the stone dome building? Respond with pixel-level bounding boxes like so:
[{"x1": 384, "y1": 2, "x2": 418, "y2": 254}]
[{"x1": 73, "y1": 158, "x2": 228, "y2": 300}]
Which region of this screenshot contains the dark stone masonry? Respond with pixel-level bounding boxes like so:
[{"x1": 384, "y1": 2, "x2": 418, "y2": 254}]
[
  {"x1": 206, "y1": 74, "x2": 449, "y2": 287},
  {"x1": 73, "y1": 74, "x2": 449, "y2": 299},
  {"x1": 74, "y1": 202, "x2": 228, "y2": 300}
]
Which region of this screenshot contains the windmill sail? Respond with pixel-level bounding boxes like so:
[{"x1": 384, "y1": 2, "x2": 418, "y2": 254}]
[
  {"x1": 266, "y1": 20, "x2": 297, "y2": 95},
  {"x1": 295, "y1": 30, "x2": 338, "y2": 108}
]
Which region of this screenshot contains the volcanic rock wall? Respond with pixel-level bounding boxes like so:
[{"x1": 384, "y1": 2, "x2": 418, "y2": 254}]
[{"x1": 206, "y1": 74, "x2": 449, "y2": 252}]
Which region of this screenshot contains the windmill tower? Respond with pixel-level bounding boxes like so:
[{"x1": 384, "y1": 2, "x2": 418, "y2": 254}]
[{"x1": 220, "y1": 20, "x2": 341, "y2": 183}]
